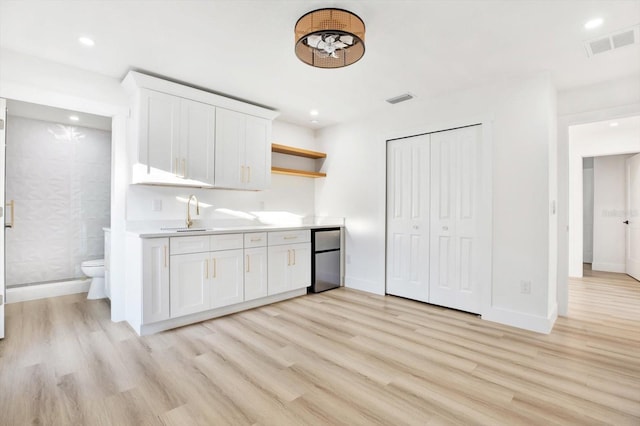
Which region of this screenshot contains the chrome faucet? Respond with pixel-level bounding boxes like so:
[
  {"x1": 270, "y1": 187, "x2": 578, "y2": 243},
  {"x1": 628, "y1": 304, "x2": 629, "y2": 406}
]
[{"x1": 186, "y1": 195, "x2": 199, "y2": 228}]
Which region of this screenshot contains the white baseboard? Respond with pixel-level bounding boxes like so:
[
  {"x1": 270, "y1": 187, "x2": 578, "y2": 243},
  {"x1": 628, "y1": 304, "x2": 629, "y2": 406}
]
[
  {"x1": 482, "y1": 304, "x2": 558, "y2": 334},
  {"x1": 591, "y1": 262, "x2": 625, "y2": 273},
  {"x1": 6, "y1": 279, "x2": 91, "y2": 303}
]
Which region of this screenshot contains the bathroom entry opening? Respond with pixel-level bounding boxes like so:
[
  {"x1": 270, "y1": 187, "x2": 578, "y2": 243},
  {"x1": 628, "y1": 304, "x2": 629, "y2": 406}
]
[{"x1": 4, "y1": 100, "x2": 112, "y2": 292}]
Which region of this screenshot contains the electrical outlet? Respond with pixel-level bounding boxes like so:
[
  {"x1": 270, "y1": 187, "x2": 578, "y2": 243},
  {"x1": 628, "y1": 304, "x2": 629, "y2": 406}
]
[{"x1": 520, "y1": 280, "x2": 531, "y2": 294}]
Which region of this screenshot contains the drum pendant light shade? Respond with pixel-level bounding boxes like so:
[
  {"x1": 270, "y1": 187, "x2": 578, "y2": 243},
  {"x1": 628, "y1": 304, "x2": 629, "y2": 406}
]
[{"x1": 295, "y1": 8, "x2": 365, "y2": 68}]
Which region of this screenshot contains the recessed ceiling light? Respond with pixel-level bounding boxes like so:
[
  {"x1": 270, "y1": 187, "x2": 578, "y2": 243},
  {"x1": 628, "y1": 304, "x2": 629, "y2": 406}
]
[
  {"x1": 610, "y1": 122, "x2": 619, "y2": 127},
  {"x1": 584, "y1": 18, "x2": 603, "y2": 30},
  {"x1": 69, "y1": 115, "x2": 79, "y2": 121},
  {"x1": 310, "y1": 119, "x2": 319, "y2": 124},
  {"x1": 78, "y1": 36, "x2": 95, "y2": 47},
  {"x1": 310, "y1": 109, "x2": 319, "y2": 116}
]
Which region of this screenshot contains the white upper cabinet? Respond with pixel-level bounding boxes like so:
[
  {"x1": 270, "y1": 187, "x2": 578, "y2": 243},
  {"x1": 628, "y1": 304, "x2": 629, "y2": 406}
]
[
  {"x1": 215, "y1": 108, "x2": 271, "y2": 190},
  {"x1": 180, "y1": 99, "x2": 216, "y2": 184},
  {"x1": 136, "y1": 89, "x2": 215, "y2": 186},
  {"x1": 138, "y1": 89, "x2": 180, "y2": 177},
  {"x1": 123, "y1": 71, "x2": 278, "y2": 189}
]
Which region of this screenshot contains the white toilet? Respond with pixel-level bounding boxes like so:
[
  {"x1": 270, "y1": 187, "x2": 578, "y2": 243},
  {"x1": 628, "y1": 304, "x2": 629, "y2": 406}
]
[{"x1": 81, "y1": 259, "x2": 106, "y2": 300}]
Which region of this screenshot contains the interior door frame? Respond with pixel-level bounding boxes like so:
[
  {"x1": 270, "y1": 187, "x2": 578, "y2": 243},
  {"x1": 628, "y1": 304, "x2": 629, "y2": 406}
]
[
  {"x1": 0, "y1": 98, "x2": 6, "y2": 339},
  {"x1": 383, "y1": 118, "x2": 493, "y2": 317}
]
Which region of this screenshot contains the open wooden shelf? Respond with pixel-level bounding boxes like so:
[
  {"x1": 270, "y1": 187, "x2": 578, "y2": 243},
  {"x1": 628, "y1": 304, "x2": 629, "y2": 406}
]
[
  {"x1": 271, "y1": 167, "x2": 327, "y2": 178},
  {"x1": 272, "y1": 143, "x2": 326, "y2": 159},
  {"x1": 271, "y1": 143, "x2": 327, "y2": 178}
]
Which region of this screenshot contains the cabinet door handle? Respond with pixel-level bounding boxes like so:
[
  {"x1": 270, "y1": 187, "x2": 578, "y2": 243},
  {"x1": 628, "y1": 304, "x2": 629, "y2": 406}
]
[
  {"x1": 5, "y1": 200, "x2": 14, "y2": 228},
  {"x1": 293, "y1": 249, "x2": 296, "y2": 265},
  {"x1": 213, "y1": 258, "x2": 217, "y2": 278},
  {"x1": 247, "y1": 166, "x2": 251, "y2": 183},
  {"x1": 164, "y1": 245, "x2": 167, "y2": 268},
  {"x1": 182, "y1": 158, "x2": 186, "y2": 178},
  {"x1": 287, "y1": 249, "x2": 291, "y2": 266},
  {"x1": 205, "y1": 259, "x2": 209, "y2": 279},
  {"x1": 246, "y1": 254, "x2": 250, "y2": 273}
]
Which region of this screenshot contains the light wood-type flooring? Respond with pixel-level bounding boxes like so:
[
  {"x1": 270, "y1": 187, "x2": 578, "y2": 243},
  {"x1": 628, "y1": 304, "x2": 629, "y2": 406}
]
[{"x1": 1, "y1": 270, "x2": 639, "y2": 425}]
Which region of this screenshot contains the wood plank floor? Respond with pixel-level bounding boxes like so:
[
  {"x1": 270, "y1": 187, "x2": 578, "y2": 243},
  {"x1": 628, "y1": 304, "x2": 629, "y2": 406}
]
[{"x1": 1, "y1": 272, "x2": 639, "y2": 425}]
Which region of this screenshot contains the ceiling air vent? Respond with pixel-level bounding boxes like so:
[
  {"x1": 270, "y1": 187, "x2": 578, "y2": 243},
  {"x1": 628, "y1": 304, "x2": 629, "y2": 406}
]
[
  {"x1": 585, "y1": 24, "x2": 640, "y2": 57},
  {"x1": 386, "y1": 93, "x2": 414, "y2": 104}
]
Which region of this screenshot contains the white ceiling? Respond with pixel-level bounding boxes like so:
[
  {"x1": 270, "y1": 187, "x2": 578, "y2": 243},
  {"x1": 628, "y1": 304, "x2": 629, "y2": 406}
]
[{"x1": 1, "y1": 0, "x2": 639, "y2": 129}]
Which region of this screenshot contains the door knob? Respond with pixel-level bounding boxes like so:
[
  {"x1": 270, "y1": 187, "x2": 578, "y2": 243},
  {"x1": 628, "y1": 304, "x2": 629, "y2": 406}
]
[{"x1": 624, "y1": 220, "x2": 629, "y2": 224}]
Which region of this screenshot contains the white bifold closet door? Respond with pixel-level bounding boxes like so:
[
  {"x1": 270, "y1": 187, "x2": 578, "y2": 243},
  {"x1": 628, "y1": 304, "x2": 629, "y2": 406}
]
[
  {"x1": 429, "y1": 126, "x2": 481, "y2": 313},
  {"x1": 386, "y1": 125, "x2": 482, "y2": 314},
  {"x1": 386, "y1": 135, "x2": 430, "y2": 302}
]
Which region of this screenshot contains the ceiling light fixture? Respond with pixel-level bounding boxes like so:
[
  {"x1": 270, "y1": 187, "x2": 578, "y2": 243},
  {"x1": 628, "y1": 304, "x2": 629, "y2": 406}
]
[
  {"x1": 78, "y1": 36, "x2": 95, "y2": 46},
  {"x1": 610, "y1": 122, "x2": 619, "y2": 127},
  {"x1": 69, "y1": 115, "x2": 79, "y2": 121},
  {"x1": 584, "y1": 18, "x2": 603, "y2": 30},
  {"x1": 310, "y1": 109, "x2": 319, "y2": 116},
  {"x1": 295, "y1": 8, "x2": 365, "y2": 68}
]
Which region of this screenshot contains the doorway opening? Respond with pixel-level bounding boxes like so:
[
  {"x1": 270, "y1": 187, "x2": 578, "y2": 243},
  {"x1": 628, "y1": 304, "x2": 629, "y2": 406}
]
[
  {"x1": 4, "y1": 99, "x2": 112, "y2": 302},
  {"x1": 568, "y1": 115, "x2": 640, "y2": 316}
]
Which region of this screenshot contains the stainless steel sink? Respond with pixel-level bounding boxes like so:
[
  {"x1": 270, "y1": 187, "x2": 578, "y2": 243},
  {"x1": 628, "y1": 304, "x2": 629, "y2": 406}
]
[{"x1": 160, "y1": 227, "x2": 208, "y2": 232}]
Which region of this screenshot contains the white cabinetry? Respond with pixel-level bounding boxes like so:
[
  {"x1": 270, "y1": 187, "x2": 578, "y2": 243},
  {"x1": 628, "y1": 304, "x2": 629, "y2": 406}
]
[
  {"x1": 215, "y1": 108, "x2": 271, "y2": 190},
  {"x1": 142, "y1": 238, "x2": 170, "y2": 323},
  {"x1": 128, "y1": 227, "x2": 310, "y2": 336},
  {"x1": 170, "y1": 251, "x2": 210, "y2": 317},
  {"x1": 137, "y1": 89, "x2": 215, "y2": 186},
  {"x1": 123, "y1": 71, "x2": 278, "y2": 190},
  {"x1": 169, "y1": 234, "x2": 245, "y2": 317},
  {"x1": 244, "y1": 232, "x2": 268, "y2": 301},
  {"x1": 267, "y1": 230, "x2": 311, "y2": 296},
  {"x1": 211, "y1": 249, "x2": 244, "y2": 308}
]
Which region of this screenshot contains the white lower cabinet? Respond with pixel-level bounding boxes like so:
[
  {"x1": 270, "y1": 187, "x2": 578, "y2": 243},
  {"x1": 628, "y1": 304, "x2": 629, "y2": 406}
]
[
  {"x1": 142, "y1": 238, "x2": 170, "y2": 323},
  {"x1": 245, "y1": 247, "x2": 268, "y2": 301},
  {"x1": 268, "y1": 242, "x2": 311, "y2": 296},
  {"x1": 211, "y1": 249, "x2": 244, "y2": 308},
  {"x1": 170, "y1": 252, "x2": 210, "y2": 317},
  {"x1": 134, "y1": 229, "x2": 312, "y2": 335}
]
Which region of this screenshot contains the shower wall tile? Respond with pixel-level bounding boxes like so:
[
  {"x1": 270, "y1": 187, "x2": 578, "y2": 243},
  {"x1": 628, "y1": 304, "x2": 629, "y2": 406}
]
[{"x1": 5, "y1": 116, "x2": 111, "y2": 286}]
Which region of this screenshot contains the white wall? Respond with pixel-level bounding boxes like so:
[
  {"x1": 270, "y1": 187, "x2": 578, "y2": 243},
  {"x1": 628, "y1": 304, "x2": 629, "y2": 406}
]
[
  {"x1": 5, "y1": 116, "x2": 111, "y2": 285},
  {"x1": 556, "y1": 76, "x2": 640, "y2": 316},
  {"x1": 592, "y1": 154, "x2": 631, "y2": 273},
  {"x1": 315, "y1": 73, "x2": 558, "y2": 333}
]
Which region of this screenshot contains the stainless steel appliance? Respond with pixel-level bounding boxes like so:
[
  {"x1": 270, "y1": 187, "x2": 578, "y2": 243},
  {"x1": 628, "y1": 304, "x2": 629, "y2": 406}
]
[{"x1": 310, "y1": 228, "x2": 341, "y2": 293}]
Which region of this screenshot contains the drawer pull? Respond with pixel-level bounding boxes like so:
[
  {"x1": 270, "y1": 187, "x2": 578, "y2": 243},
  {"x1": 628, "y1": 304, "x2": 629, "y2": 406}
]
[
  {"x1": 250, "y1": 238, "x2": 262, "y2": 242},
  {"x1": 164, "y1": 245, "x2": 167, "y2": 268},
  {"x1": 284, "y1": 236, "x2": 297, "y2": 240}
]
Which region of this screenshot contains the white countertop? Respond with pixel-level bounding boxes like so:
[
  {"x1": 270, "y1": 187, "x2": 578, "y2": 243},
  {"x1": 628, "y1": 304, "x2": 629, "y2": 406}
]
[{"x1": 128, "y1": 223, "x2": 343, "y2": 238}]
